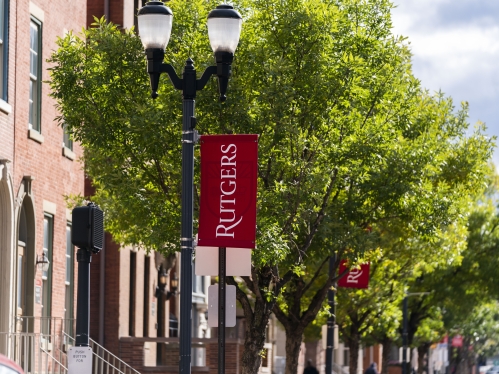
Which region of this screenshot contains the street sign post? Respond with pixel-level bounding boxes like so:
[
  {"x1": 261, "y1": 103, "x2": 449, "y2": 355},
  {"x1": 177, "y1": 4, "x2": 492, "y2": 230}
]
[{"x1": 72, "y1": 203, "x2": 104, "y2": 348}]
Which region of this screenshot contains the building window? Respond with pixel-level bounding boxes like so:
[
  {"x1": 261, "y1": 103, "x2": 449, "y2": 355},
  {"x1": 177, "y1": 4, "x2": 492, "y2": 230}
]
[
  {"x1": 29, "y1": 18, "x2": 42, "y2": 131},
  {"x1": 63, "y1": 123, "x2": 73, "y2": 151},
  {"x1": 129, "y1": 252, "x2": 137, "y2": 336},
  {"x1": 169, "y1": 313, "x2": 178, "y2": 337},
  {"x1": 0, "y1": 0, "x2": 9, "y2": 101},
  {"x1": 64, "y1": 224, "x2": 74, "y2": 339},
  {"x1": 192, "y1": 272, "x2": 204, "y2": 295},
  {"x1": 143, "y1": 256, "x2": 150, "y2": 337},
  {"x1": 42, "y1": 214, "x2": 53, "y2": 336}
]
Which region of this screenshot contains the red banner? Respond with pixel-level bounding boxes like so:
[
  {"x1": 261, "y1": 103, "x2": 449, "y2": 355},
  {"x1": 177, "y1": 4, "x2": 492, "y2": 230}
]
[
  {"x1": 198, "y1": 134, "x2": 258, "y2": 249},
  {"x1": 337, "y1": 260, "x2": 370, "y2": 289},
  {"x1": 452, "y1": 335, "x2": 463, "y2": 347}
]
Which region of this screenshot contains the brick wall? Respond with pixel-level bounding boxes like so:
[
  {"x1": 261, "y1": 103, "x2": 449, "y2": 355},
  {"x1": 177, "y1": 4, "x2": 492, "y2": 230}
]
[
  {"x1": 1, "y1": 0, "x2": 87, "y2": 333},
  {"x1": 120, "y1": 338, "x2": 244, "y2": 374},
  {"x1": 87, "y1": 0, "x2": 126, "y2": 29}
]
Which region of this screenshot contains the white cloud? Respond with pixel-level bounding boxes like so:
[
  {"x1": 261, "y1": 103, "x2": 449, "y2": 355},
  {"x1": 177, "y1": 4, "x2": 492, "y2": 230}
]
[{"x1": 391, "y1": 0, "x2": 499, "y2": 170}]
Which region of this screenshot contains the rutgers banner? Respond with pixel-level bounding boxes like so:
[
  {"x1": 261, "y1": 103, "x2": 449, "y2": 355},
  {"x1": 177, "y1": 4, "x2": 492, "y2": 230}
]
[
  {"x1": 337, "y1": 260, "x2": 370, "y2": 289},
  {"x1": 198, "y1": 134, "x2": 258, "y2": 249}
]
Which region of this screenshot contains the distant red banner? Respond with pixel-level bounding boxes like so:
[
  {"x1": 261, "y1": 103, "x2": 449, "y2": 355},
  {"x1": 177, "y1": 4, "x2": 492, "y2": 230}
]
[
  {"x1": 337, "y1": 260, "x2": 370, "y2": 289},
  {"x1": 452, "y1": 335, "x2": 463, "y2": 347},
  {"x1": 198, "y1": 134, "x2": 258, "y2": 249}
]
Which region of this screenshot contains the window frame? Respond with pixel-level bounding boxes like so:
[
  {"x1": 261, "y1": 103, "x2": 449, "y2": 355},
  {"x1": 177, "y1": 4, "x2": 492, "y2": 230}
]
[
  {"x1": 0, "y1": 0, "x2": 9, "y2": 101},
  {"x1": 28, "y1": 17, "x2": 42, "y2": 132},
  {"x1": 62, "y1": 123, "x2": 73, "y2": 151}
]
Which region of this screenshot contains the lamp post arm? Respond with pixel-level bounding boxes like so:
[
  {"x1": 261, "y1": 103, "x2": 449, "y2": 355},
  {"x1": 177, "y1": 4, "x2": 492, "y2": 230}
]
[
  {"x1": 160, "y1": 63, "x2": 183, "y2": 90},
  {"x1": 196, "y1": 66, "x2": 217, "y2": 91}
]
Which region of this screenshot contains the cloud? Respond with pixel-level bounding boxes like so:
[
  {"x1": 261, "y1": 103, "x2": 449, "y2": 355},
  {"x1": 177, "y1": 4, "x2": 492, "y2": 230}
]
[{"x1": 391, "y1": 0, "x2": 499, "y2": 169}]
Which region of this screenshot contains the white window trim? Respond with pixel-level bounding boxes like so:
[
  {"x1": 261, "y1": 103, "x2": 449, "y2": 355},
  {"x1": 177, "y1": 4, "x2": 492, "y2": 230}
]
[
  {"x1": 28, "y1": 128, "x2": 44, "y2": 143},
  {"x1": 0, "y1": 99, "x2": 11, "y2": 114}
]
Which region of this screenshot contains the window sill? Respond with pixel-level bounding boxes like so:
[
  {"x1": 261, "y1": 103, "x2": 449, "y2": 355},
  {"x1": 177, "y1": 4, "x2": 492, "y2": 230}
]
[
  {"x1": 62, "y1": 146, "x2": 75, "y2": 160},
  {"x1": 0, "y1": 100, "x2": 12, "y2": 114},
  {"x1": 28, "y1": 129, "x2": 44, "y2": 144}
]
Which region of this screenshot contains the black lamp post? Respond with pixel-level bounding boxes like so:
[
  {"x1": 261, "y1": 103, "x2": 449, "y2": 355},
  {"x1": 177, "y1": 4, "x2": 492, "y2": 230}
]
[{"x1": 137, "y1": 2, "x2": 242, "y2": 373}]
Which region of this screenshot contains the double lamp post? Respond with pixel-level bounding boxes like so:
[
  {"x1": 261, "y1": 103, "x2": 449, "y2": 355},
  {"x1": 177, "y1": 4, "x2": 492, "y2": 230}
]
[{"x1": 136, "y1": 1, "x2": 242, "y2": 373}]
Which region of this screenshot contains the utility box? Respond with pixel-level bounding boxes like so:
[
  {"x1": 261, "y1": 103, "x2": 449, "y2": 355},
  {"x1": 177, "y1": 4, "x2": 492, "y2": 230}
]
[{"x1": 72, "y1": 203, "x2": 104, "y2": 253}]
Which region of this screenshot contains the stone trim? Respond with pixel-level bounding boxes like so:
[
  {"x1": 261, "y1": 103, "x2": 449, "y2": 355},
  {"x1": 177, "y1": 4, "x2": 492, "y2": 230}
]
[
  {"x1": 29, "y1": 2, "x2": 44, "y2": 22},
  {"x1": 0, "y1": 99, "x2": 12, "y2": 114},
  {"x1": 63, "y1": 146, "x2": 75, "y2": 160},
  {"x1": 28, "y1": 129, "x2": 44, "y2": 144},
  {"x1": 43, "y1": 200, "x2": 56, "y2": 215}
]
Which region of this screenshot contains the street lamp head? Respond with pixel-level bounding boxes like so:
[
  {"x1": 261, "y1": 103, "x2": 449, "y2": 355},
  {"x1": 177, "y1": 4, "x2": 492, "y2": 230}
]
[
  {"x1": 207, "y1": 5, "x2": 242, "y2": 102},
  {"x1": 207, "y1": 4, "x2": 242, "y2": 54},
  {"x1": 36, "y1": 252, "x2": 50, "y2": 273},
  {"x1": 137, "y1": 1, "x2": 173, "y2": 98},
  {"x1": 137, "y1": 1, "x2": 173, "y2": 51},
  {"x1": 158, "y1": 265, "x2": 168, "y2": 288}
]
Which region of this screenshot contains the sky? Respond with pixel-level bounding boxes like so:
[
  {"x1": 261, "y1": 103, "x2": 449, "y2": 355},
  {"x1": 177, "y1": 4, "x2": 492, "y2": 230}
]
[{"x1": 390, "y1": 0, "x2": 499, "y2": 170}]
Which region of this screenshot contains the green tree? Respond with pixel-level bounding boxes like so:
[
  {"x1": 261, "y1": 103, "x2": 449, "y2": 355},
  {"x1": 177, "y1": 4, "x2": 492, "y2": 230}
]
[
  {"x1": 334, "y1": 202, "x2": 481, "y2": 374},
  {"x1": 418, "y1": 189, "x2": 499, "y2": 374},
  {"x1": 48, "y1": 1, "x2": 494, "y2": 373}
]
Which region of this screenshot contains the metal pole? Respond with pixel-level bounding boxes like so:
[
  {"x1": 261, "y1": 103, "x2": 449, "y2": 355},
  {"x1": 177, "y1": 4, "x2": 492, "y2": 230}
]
[
  {"x1": 325, "y1": 254, "x2": 336, "y2": 374},
  {"x1": 402, "y1": 296, "x2": 408, "y2": 374},
  {"x1": 75, "y1": 248, "x2": 91, "y2": 347},
  {"x1": 179, "y1": 94, "x2": 195, "y2": 374},
  {"x1": 218, "y1": 247, "x2": 226, "y2": 374}
]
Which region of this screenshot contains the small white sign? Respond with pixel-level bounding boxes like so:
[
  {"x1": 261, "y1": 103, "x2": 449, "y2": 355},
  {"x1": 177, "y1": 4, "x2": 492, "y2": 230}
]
[
  {"x1": 68, "y1": 346, "x2": 92, "y2": 374},
  {"x1": 208, "y1": 285, "x2": 236, "y2": 328},
  {"x1": 195, "y1": 247, "x2": 251, "y2": 276}
]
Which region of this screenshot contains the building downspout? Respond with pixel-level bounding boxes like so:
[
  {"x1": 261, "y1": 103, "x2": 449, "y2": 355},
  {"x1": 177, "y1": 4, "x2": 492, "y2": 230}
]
[
  {"x1": 98, "y1": 234, "x2": 106, "y2": 345},
  {"x1": 104, "y1": 0, "x2": 109, "y2": 22}
]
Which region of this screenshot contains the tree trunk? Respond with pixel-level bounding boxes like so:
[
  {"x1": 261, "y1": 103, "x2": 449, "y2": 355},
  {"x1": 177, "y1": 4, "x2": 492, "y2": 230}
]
[
  {"x1": 417, "y1": 343, "x2": 430, "y2": 374},
  {"x1": 228, "y1": 274, "x2": 276, "y2": 374},
  {"x1": 381, "y1": 336, "x2": 392, "y2": 374},
  {"x1": 241, "y1": 318, "x2": 268, "y2": 374},
  {"x1": 284, "y1": 330, "x2": 305, "y2": 374},
  {"x1": 349, "y1": 334, "x2": 361, "y2": 374},
  {"x1": 460, "y1": 339, "x2": 474, "y2": 374},
  {"x1": 273, "y1": 256, "x2": 339, "y2": 374}
]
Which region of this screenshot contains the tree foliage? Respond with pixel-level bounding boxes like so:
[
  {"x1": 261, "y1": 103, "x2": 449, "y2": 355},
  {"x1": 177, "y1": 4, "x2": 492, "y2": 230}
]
[{"x1": 48, "y1": 0, "x2": 495, "y2": 373}]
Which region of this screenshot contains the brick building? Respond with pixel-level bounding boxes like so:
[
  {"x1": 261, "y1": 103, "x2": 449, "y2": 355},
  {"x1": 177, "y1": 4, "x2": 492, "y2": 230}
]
[
  {"x1": 0, "y1": 0, "x2": 86, "y2": 363},
  {"x1": 0, "y1": 0, "x2": 275, "y2": 372}
]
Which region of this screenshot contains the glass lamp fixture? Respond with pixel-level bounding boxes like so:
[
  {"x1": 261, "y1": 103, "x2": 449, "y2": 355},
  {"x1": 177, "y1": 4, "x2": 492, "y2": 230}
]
[
  {"x1": 207, "y1": 4, "x2": 242, "y2": 101},
  {"x1": 36, "y1": 252, "x2": 50, "y2": 272},
  {"x1": 158, "y1": 266, "x2": 168, "y2": 288},
  {"x1": 207, "y1": 4, "x2": 243, "y2": 54},
  {"x1": 137, "y1": 1, "x2": 173, "y2": 51},
  {"x1": 166, "y1": 275, "x2": 179, "y2": 300},
  {"x1": 170, "y1": 276, "x2": 179, "y2": 292}
]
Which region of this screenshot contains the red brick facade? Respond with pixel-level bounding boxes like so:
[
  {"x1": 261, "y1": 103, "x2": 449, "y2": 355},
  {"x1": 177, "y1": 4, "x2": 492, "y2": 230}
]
[{"x1": 0, "y1": 0, "x2": 86, "y2": 347}]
